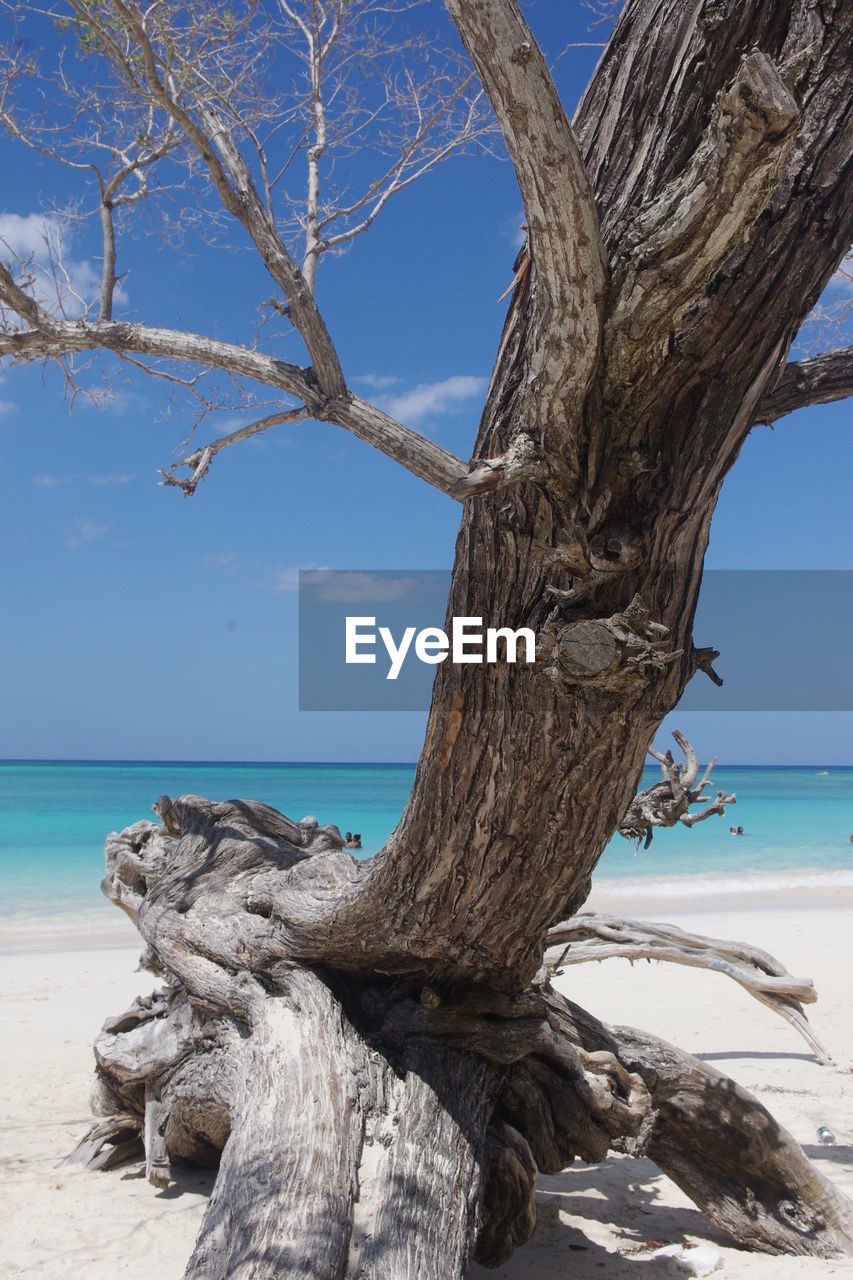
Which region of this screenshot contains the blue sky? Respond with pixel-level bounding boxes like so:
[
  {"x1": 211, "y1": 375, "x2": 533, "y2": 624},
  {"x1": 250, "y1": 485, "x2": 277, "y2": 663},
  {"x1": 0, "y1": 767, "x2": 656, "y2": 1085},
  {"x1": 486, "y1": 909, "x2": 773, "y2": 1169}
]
[{"x1": 0, "y1": 3, "x2": 851, "y2": 764}]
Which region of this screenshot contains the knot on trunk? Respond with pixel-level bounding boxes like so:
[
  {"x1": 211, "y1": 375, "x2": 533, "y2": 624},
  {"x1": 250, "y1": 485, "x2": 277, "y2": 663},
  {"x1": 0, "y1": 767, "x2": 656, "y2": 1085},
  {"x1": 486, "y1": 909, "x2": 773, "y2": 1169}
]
[{"x1": 544, "y1": 593, "x2": 682, "y2": 694}]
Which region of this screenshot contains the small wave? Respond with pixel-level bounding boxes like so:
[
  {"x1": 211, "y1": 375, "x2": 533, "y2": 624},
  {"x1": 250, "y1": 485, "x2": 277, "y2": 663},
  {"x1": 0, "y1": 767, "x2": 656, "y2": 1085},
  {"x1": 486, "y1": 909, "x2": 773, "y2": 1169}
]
[{"x1": 591, "y1": 868, "x2": 853, "y2": 899}]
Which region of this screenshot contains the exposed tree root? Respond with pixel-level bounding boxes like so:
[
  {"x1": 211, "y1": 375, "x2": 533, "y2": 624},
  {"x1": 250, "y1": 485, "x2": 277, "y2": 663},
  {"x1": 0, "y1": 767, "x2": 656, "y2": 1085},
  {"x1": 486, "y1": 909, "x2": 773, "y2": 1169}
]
[
  {"x1": 545, "y1": 912, "x2": 832, "y2": 1064},
  {"x1": 73, "y1": 799, "x2": 853, "y2": 1276}
]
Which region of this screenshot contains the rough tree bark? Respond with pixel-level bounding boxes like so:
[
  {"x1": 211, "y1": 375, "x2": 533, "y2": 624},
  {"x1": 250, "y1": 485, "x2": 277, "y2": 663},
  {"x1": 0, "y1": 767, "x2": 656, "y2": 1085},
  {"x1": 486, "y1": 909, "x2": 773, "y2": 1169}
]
[{"x1": 15, "y1": 0, "x2": 853, "y2": 1272}]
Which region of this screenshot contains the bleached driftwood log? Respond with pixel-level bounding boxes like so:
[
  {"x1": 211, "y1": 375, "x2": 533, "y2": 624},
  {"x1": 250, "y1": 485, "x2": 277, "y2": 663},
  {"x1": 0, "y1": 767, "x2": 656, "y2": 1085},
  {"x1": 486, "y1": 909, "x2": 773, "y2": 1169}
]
[{"x1": 68, "y1": 795, "x2": 853, "y2": 1274}]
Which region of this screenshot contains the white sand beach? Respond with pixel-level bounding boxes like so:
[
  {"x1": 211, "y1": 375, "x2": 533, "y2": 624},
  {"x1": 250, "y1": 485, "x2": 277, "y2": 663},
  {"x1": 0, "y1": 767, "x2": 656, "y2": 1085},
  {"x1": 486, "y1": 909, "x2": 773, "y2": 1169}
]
[{"x1": 2, "y1": 888, "x2": 853, "y2": 1280}]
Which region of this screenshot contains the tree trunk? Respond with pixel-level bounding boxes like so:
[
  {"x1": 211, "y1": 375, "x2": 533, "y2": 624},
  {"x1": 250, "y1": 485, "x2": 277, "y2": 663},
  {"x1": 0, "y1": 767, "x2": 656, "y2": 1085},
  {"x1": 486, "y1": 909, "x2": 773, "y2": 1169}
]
[
  {"x1": 261, "y1": 0, "x2": 852, "y2": 989},
  {"x1": 76, "y1": 0, "x2": 853, "y2": 1272}
]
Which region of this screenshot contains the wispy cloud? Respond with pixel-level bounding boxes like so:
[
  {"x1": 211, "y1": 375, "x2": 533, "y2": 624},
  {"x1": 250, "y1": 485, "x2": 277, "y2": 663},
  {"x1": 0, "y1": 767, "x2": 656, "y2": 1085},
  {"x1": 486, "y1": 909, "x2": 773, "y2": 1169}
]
[
  {"x1": 266, "y1": 563, "x2": 330, "y2": 592},
  {"x1": 0, "y1": 399, "x2": 18, "y2": 418},
  {"x1": 88, "y1": 473, "x2": 136, "y2": 485},
  {"x1": 355, "y1": 373, "x2": 401, "y2": 391},
  {"x1": 0, "y1": 211, "x2": 126, "y2": 319},
  {"x1": 382, "y1": 375, "x2": 487, "y2": 427},
  {"x1": 206, "y1": 551, "x2": 235, "y2": 568},
  {"x1": 304, "y1": 571, "x2": 436, "y2": 604},
  {"x1": 32, "y1": 474, "x2": 68, "y2": 488},
  {"x1": 501, "y1": 211, "x2": 527, "y2": 251},
  {"x1": 68, "y1": 517, "x2": 110, "y2": 547},
  {"x1": 81, "y1": 388, "x2": 147, "y2": 416}
]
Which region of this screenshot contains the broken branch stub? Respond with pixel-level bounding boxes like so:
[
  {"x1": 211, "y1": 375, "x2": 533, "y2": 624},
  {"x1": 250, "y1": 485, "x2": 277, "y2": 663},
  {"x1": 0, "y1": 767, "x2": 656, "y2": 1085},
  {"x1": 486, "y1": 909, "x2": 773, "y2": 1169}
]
[{"x1": 619, "y1": 730, "x2": 736, "y2": 846}]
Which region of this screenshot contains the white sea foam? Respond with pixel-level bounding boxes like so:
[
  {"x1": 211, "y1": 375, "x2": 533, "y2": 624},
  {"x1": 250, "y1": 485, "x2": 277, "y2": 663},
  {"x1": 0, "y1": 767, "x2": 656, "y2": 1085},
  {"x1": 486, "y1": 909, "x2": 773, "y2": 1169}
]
[{"x1": 592, "y1": 868, "x2": 853, "y2": 899}]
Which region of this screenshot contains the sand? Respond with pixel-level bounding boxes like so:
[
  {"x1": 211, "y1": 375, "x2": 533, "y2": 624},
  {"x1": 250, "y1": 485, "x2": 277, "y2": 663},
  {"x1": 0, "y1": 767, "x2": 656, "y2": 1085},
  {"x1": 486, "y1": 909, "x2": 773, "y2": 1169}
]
[{"x1": 2, "y1": 890, "x2": 853, "y2": 1280}]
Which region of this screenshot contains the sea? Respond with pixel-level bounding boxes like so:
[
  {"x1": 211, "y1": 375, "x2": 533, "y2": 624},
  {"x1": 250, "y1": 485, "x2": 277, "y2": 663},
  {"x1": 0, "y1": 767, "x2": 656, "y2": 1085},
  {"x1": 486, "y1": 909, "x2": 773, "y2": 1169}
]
[{"x1": 1, "y1": 761, "x2": 852, "y2": 938}]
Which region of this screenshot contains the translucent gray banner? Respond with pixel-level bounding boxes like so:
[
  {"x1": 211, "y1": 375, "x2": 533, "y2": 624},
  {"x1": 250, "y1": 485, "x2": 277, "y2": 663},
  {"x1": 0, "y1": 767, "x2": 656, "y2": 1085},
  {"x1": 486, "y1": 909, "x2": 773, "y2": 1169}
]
[{"x1": 298, "y1": 569, "x2": 853, "y2": 712}]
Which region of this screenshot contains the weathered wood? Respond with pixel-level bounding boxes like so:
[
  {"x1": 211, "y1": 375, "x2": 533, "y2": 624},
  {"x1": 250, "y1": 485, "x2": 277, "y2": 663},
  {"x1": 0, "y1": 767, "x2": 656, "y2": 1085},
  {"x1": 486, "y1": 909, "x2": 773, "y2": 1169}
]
[
  {"x1": 753, "y1": 345, "x2": 853, "y2": 425},
  {"x1": 77, "y1": 795, "x2": 853, "y2": 1273},
  {"x1": 181, "y1": 972, "x2": 366, "y2": 1280},
  {"x1": 323, "y1": 0, "x2": 853, "y2": 992},
  {"x1": 545, "y1": 913, "x2": 832, "y2": 1065},
  {"x1": 445, "y1": 0, "x2": 607, "y2": 427},
  {"x1": 617, "y1": 730, "x2": 736, "y2": 846},
  {"x1": 472, "y1": 1121, "x2": 538, "y2": 1267},
  {"x1": 542, "y1": 989, "x2": 853, "y2": 1257},
  {"x1": 65, "y1": 1113, "x2": 142, "y2": 1171},
  {"x1": 611, "y1": 1022, "x2": 853, "y2": 1256},
  {"x1": 353, "y1": 1044, "x2": 490, "y2": 1280}
]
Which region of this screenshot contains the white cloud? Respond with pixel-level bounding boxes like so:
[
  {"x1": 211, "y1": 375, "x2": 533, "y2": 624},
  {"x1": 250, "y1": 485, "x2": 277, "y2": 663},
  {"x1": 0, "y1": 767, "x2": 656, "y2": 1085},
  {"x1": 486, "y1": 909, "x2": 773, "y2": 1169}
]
[
  {"x1": 355, "y1": 373, "x2": 401, "y2": 391},
  {"x1": 501, "y1": 211, "x2": 527, "y2": 251},
  {"x1": 0, "y1": 211, "x2": 125, "y2": 319},
  {"x1": 0, "y1": 399, "x2": 17, "y2": 418},
  {"x1": 88, "y1": 473, "x2": 136, "y2": 485},
  {"x1": 205, "y1": 415, "x2": 247, "y2": 438},
  {"x1": 68, "y1": 517, "x2": 110, "y2": 547},
  {"x1": 0, "y1": 212, "x2": 59, "y2": 259},
  {"x1": 206, "y1": 551, "x2": 235, "y2": 568},
  {"x1": 32, "y1": 474, "x2": 68, "y2": 488},
  {"x1": 266, "y1": 563, "x2": 329, "y2": 592},
  {"x1": 383, "y1": 375, "x2": 487, "y2": 426},
  {"x1": 306, "y1": 572, "x2": 428, "y2": 604}
]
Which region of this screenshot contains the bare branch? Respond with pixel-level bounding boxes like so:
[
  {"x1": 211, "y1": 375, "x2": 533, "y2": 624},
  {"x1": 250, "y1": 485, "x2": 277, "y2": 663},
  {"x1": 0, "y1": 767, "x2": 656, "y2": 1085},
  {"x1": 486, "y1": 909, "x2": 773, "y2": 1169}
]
[
  {"x1": 314, "y1": 73, "x2": 492, "y2": 256},
  {"x1": 618, "y1": 731, "x2": 736, "y2": 848},
  {"x1": 444, "y1": 0, "x2": 606, "y2": 404},
  {"x1": 0, "y1": 279, "x2": 314, "y2": 398},
  {"x1": 88, "y1": 0, "x2": 347, "y2": 398},
  {"x1": 159, "y1": 406, "x2": 312, "y2": 496},
  {"x1": 0, "y1": 274, "x2": 477, "y2": 497},
  {"x1": 2, "y1": 0, "x2": 505, "y2": 495},
  {"x1": 544, "y1": 914, "x2": 832, "y2": 1064},
  {"x1": 752, "y1": 345, "x2": 853, "y2": 425},
  {"x1": 795, "y1": 254, "x2": 853, "y2": 353},
  {"x1": 98, "y1": 200, "x2": 118, "y2": 322},
  {"x1": 331, "y1": 393, "x2": 469, "y2": 495}
]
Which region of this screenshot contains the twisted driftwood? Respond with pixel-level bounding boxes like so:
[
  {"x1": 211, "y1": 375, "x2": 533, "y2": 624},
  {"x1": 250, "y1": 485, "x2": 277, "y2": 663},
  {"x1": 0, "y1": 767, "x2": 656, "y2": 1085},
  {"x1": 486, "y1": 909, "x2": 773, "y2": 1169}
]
[
  {"x1": 546, "y1": 913, "x2": 833, "y2": 1065},
  {"x1": 66, "y1": 797, "x2": 853, "y2": 1275},
  {"x1": 618, "y1": 730, "x2": 737, "y2": 847}
]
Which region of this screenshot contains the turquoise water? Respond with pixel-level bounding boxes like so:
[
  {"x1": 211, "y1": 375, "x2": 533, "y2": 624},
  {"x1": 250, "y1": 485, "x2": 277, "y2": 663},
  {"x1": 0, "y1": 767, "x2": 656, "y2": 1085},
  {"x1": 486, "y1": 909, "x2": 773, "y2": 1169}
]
[{"x1": 1, "y1": 761, "x2": 851, "y2": 928}]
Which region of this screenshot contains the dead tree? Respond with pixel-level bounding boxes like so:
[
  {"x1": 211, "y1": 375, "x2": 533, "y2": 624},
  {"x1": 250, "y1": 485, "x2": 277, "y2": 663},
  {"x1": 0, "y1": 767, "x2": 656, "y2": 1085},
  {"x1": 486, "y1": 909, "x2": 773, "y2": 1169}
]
[{"x1": 5, "y1": 0, "x2": 853, "y2": 1274}]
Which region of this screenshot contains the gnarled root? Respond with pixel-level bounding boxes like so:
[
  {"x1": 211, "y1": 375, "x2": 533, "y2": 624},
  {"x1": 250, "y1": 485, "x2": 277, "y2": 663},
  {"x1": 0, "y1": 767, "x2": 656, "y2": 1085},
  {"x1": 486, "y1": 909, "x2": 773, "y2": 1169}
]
[
  {"x1": 74, "y1": 801, "x2": 853, "y2": 1275},
  {"x1": 542, "y1": 989, "x2": 853, "y2": 1257},
  {"x1": 81, "y1": 968, "x2": 490, "y2": 1279}
]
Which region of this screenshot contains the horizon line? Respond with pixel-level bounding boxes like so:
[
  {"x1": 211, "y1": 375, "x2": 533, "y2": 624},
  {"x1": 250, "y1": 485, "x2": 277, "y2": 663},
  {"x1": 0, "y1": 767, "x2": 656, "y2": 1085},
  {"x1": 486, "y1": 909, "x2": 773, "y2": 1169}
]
[{"x1": 1, "y1": 758, "x2": 851, "y2": 769}]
